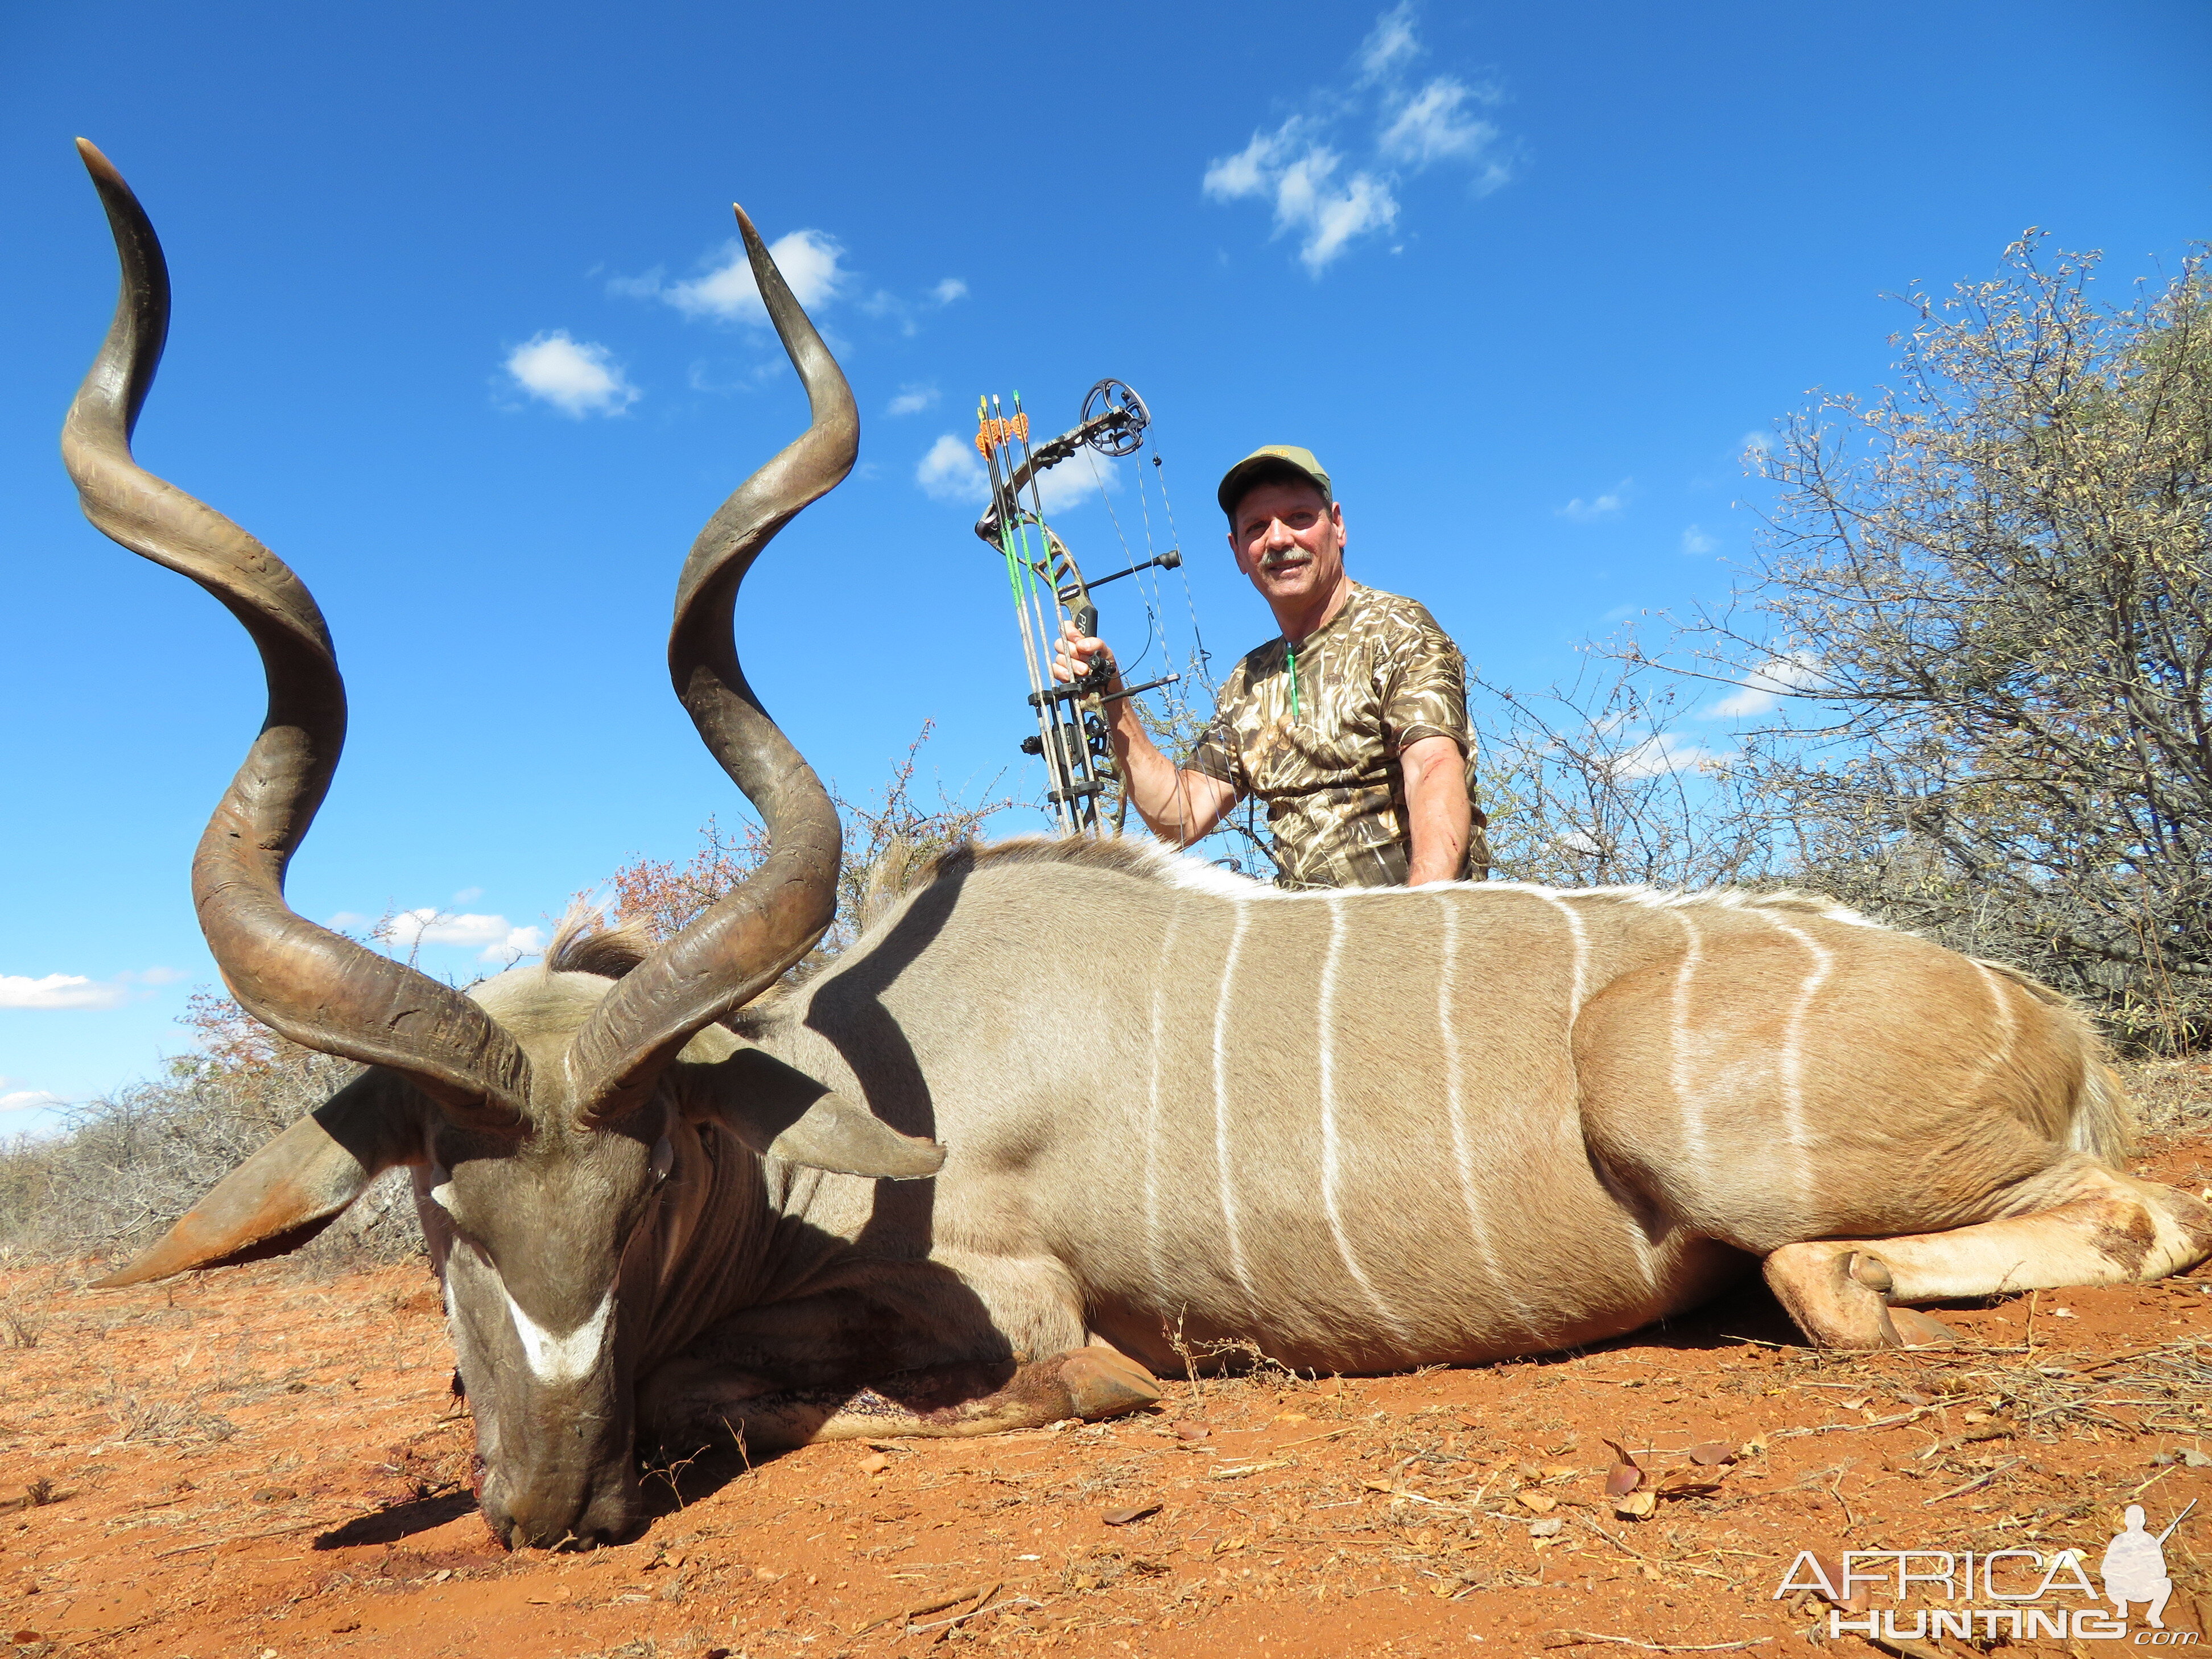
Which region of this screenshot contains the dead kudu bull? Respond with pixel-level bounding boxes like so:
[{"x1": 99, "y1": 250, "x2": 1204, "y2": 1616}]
[{"x1": 68, "y1": 143, "x2": 2212, "y2": 1550}]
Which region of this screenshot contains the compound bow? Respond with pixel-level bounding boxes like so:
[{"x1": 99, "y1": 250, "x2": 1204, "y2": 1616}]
[{"x1": 973, "y1": 379, "x2": 1196, "y2": 834}]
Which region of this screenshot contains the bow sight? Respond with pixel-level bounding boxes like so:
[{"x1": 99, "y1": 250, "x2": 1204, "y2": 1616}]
[{"x1": 974, "y1": 379, "x2": 1187, "y2": 834}]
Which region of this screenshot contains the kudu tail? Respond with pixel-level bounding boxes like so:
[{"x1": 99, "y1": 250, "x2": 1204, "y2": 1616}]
[
  {"x1": 2068, "y1": 1054, "x2": 2135, "y2": 1167},
  {"x1": 1972, "y1": 955, "x2": 2136, "y2": 1166}
]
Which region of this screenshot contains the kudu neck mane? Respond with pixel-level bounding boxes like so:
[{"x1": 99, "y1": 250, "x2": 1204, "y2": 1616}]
[{"x1": 883, "y1": 835, "x2": 1893, "y2": 924}]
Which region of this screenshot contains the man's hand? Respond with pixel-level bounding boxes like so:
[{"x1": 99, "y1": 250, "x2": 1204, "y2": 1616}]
[
  {"x1": 1050, "y1": 619, "x2": 1239, "y2": 847},
  {"x1": 1051, "y1": 619, "x2": 1119, "y2": 690},
  {"x1": 1401, "y1": 733, "x2": 1472, "y2": 885}
]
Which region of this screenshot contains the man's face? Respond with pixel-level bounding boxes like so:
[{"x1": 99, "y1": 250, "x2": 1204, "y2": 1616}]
[{"x1": 1227, "y1": 478, "x2": 1346, "y2": 610}]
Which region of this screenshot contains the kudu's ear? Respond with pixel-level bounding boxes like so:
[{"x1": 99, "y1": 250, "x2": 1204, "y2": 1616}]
[
  {"x1": 94, "y1": 1070, "x2": 427, "y2": 1287},
  {"x1": 677, "y1": 1038, "x2": 944, "y2": 1181}
]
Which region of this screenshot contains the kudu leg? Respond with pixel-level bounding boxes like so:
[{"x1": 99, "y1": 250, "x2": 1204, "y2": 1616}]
[
  {"x1": 1763, "y1": 1165, "x2": 2212, "y2": 1349},
  {"x1": 645, "y1": 1346, "x2": 1162, "y2": 1456}
]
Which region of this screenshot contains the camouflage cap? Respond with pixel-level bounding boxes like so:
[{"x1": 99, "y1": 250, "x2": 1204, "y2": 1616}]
[{"x1": 1217, "y1": 445, "x2": 1332, "y2": 517}]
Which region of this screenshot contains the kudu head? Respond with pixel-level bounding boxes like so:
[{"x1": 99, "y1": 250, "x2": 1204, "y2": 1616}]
[{"x1": 63, "y1": 141, "x2": 942, "y2": 1548}]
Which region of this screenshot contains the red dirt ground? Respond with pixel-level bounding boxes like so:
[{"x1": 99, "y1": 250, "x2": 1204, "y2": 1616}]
[{"x1": 6, "y1": 1126, "x2": 2211, "y2": 1659}]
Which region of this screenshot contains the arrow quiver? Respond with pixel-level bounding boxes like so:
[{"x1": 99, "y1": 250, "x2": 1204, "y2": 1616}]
[{"x1": 972, "y1": 379, "x2": 1194, "y2": 835}]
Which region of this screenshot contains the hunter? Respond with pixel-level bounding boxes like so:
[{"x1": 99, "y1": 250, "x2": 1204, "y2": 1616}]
[{"x1": 1052, "y1": 444, "x2": 1489, "y2": 888}]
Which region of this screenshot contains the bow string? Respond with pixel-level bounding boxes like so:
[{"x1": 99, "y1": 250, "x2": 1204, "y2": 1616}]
[{"x1": 971, "y1": 379, "x2": 1210, "y2": 836}]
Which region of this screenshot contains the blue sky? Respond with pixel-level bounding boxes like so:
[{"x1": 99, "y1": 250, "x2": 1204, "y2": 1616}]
[{"x1": 3, "y1": 1, "x2": 2207, "y2": 1128}]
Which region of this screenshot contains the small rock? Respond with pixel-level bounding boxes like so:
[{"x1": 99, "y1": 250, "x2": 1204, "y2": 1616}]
[
  {"x1": 2184, "y1": 1449, "x2": 2212, "y2": 1468},
  {"x1": 857, "y1": 1453, "x2": 890, "y2": 1475},
  {"x1": 1173, "y1": 1423, "x2": 1210, "y2": 1442},
  {"x1": 1103, "y1": 1503, "x2": 1161, "y2": 1526},
  {"x1": 1517, "y1": 1491, "x2": 1556, "y2": 1514},
  {"x1": 1528, "y1": 1518, "x2": 1563, "y2": 1537}
]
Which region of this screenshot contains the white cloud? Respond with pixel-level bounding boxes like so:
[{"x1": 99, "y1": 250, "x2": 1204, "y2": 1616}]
[
  {"x1": 1203, "y1": 5, "x2": 1513, "y2": 274},
  {"x1": 917, "y1": 435, "x2": 988, "y2": 506},
  {"x1": 1204, "y1": 123, "x2": 1299, "y2": 203},
  {"x1": 0, "y1": 972, "x2": 129, "y2": 1011},
  {"x1": 504, "y1": 332, "x2": 639, "y2": 418},
  {"x1": 1206, "y1": 125, "x2": 1401, "y2": 275},
  {"x1": 1707, "y1": 651, "x2": 1823, "y2": 718},
  {"x1": 930, "y1": 278, "x2": 968, "y2": 306},
  {"x1": 887, "y1": 383, "x2": 939, "y2": 417},
  {"x1": 1680, "y1": 524, "x2": 1718, "y2": 556},
  {"x1": 1356, "y1": 2, "x2": 1421, "y2": 82},
  {"x1": 382, "y1": 910, "x2": 546, "y2": 963},
  {"x1": 1611, "y1": 732, "x2": 1729, "y2": 780},
  {"x1": 915, "y1": 434, "x2": 1113, "y2": 513},
  {"x1": 1558, "y1": 478, "x2": 1631, "y2": 522},
  {"x1": 0, "y1": 1078, "x2": 64, "y2": 1115},
  {"x1": 1377, "y1": 77, "x2": 1497, "y2": 170},
  {"x1": 624, "y1": 230, "x2": 848, "y2": 326},
  {"x1": 1035, "y1": 459, "x2": 1113, "y2": 514},
  {"x1": 1278, "y1": 149, "x2": 1400, "y2": 275}
]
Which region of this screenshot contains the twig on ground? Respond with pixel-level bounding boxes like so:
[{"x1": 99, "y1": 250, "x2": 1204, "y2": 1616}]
[
  {"x1": 913, "y1": 1592, "x2": 1041, "y2": 1639},
  {"x1": 1274, "y1": 1425, "x2": 1355, "y2": 1448},
  {"x1": 848, "y1": 1584, "x2": 984, "y2": 1637},
  {"x1": 1543, "y1": 1633, "x2": 1769, "y2": 1652},
  {"x1": 150, "y1": 1516, "x2": 337, "y2": 1557},
  {"x1": 1924, "y1": 1457, "x2": 2023, "y2": 1504}
]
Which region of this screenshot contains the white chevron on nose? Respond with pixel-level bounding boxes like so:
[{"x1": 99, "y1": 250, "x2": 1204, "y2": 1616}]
[{"x1": 504, "y1": 1285, "x2": 614, "y2": 1386}]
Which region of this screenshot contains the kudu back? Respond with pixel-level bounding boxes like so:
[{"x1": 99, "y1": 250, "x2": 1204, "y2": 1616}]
[{"x1": 69, "y1": 145, "x2": 2212, "y2": 1551}]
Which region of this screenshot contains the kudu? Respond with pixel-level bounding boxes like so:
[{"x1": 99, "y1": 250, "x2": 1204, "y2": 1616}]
[{"x1": 71, "y1": 142, "x2": 2212, "y2": 1551}]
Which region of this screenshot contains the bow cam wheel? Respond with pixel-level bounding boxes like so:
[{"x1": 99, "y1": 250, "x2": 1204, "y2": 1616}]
[{"x1": 1080, "y1": 379, "x2": 1150, "y2": 457}]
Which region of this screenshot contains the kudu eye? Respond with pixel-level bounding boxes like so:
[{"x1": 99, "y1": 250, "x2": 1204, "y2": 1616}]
[{"x1": 650, "y1": 1137, "x2": 675, "y2": 1182}]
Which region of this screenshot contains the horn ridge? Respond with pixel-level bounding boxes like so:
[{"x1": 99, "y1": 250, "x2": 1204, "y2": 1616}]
[
  {"x1": 61, "y1": 141, "x2": 531, "y2": 1126},
  {"x1": 567, "y1": 204, "x2": 852, "y2": 1125}
]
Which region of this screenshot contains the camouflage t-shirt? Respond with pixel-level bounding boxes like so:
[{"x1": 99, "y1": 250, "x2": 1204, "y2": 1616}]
[{"x1": 1184, "y1": 583, "x2": 1488, "y2": 889}]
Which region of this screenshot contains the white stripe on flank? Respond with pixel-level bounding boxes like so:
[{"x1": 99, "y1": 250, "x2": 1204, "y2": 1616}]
[
  {"x1": 1320, "y1": 898, "x2": 1410, "y2": 1339},
  {"x1": 502, "y1": 1285, "x2": 614, "y2": 1387},
  {"x1": 1144, "y1": 899, "x2": 1183, "y2": 1306},
  {"x1": 1211, "y1": 900, "x2": 1258, "y2": 1299},
  {"x1": 1536, "y1": 892, "x2": 1591, "y2": 1020},
  {"x1": 1971, "y1": 960, "x2": 2017, "y2": 1080},
  {"x1": 1668, "y1": 910, "x2": 1710, "y2": 1162},
  {"x1": 1759, "y1": 911, "x2": 1832, "y2": 1197},
  {"x1": 1437, "y1": 897, "x2": 1541, "y2": 1338}
]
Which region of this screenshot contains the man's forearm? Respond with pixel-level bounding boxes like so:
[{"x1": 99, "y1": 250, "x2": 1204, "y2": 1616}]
[
  {"x1": 1104, "y1": 701, "x2": 1212, "y2": 841},
  {"x1": 1402, "y1": 736, "x2": 1472, "y2": 885}
]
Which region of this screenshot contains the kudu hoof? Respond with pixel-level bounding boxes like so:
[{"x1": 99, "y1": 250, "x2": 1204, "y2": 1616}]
[
  {"x1": 1055, "y1": 1347, "x2": 1162, "y2": 1420},
  {"x1": 1764, "y1": 1244, "x2": 1935, "y2": 1350}
]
